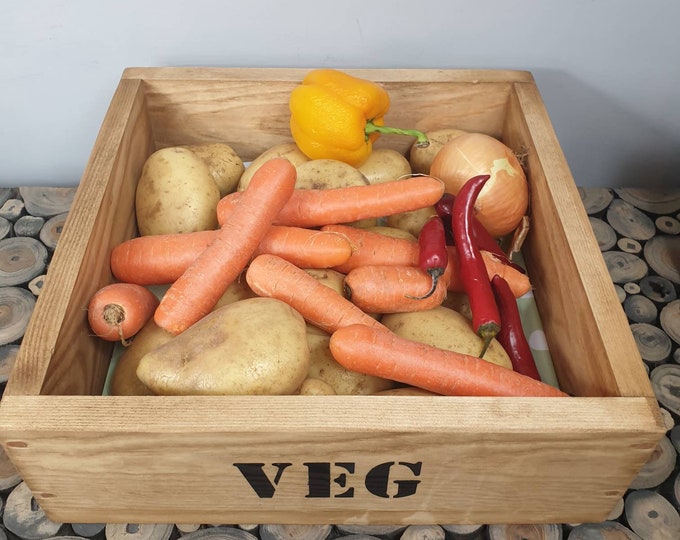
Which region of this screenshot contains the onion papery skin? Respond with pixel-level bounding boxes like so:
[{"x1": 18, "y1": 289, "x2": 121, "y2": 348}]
[{"x1": 430, "y1": 132, "x2": 529, "y2": 238}]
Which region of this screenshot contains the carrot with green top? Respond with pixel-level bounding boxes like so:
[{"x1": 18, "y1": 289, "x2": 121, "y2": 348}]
[
  {"x1": 154, "y1": 158, "x2": 297, "y2": 335},
  {"x1": 329, "y1": 324, "x2": 568, "y2": 397}
]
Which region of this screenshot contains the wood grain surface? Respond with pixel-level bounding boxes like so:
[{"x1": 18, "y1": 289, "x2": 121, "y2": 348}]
[{"x1": 0, "y1": 185, "x2": 677, "y2": 538}]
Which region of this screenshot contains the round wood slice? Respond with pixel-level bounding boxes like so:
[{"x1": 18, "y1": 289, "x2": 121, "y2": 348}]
[
  {"x1": 0, "y1": 237, "x2": 48, "y2": 287},
  {"x1": 71, "y1": 523, "x2": 106, "y2": 537},
  {"x1": 259, "y1": 524, "x2": 332, "y2": 540},
  {"x1": 0, "y1": 216, "x2": 11, "y2": 241},
  {"x1": 659, "y1": 407, "x2": 675, "y2": 432},
  {"x1": 335, "y1": 525, "x2": 407, "y2": 538},
  {"x1": 606, "y1": 496, "x2": 625, "y2": 521},
  {"x1": 0, "y1": 187, "x2": 18, "y2": 207},
  {"x1": 19, "y1": 187, "x2": 77, "y2": 217},
  {"x1": 614, "y1": 284, "x2": 626, "y2": 303},
  {"x1": 589, "y1": 217, "x2": 617, "y2": 251},
  {"x1": 28, "y1": 274, "x2": 46, "y2": 296},
  {"x1": 0, "y1": 287, "x2": 36, "y2": 346},
  {"x1": 487, "y1": 523, "x2": 563, "y2": 540},
  {"x1": 602, "y1": 251, "x2": 648, "y2": 284},
  {"x1": 180, "y1": 527, "x2": 258, "y2": 540},
  {"x1": 0, "y1": 526, "x2": 7, "y2": 540},
  {"x1": 624, "y1": 489, "x2": 680, "y2": 540},
  {"x1": 651, "y1": 364, "x2": 680, "y2": 415},
  {"x1": 623, "y1": 294, "x2": 658, "y2": 324},
  {"x1": 441, "y1": 524, "x2": 487, "y2": 538},
  {"x1": 674, "y1": 348, "x2": 680, "y2": 363},
  {"x1": 660, "y1": 300, "x2": 680, "y2": 346},
  {"x1": 3, "y1": 481, "x2": 63, "y2": 540},
  {"x1": 623, "y1": 282, "x2": 641, "y2": 295},
  {"x1": 176, "y1": 524, "x2": 201, "y2": 534},
  {"x1": 105, "y1": 524, "x2": 174, "y2": 540},
  {"x1": 630, "y1": 322, "x2": 672, "y2": 363},
  {"x1": 671, "y1": 425, "x2": 680, "y2": 453},
  {"x1": 578, "y1": 187, "x2": 614, "y2": 215},
  {"x1": 617, "y1": 237, "x2": 643, "y2": 254},
  {"x1": 644, "y1": 235, "x2": 680, "y2": 285},
  {"x1": 628, "y1": 434, "x2": 677, "y2": 490},
  {"x1": 567, "y1": 521, "x2": 640, "y2": 540},
  {"x1": 656, "y1": 215, "x2": 680, "y2": 235},
  {"x1": 0, "y1": 445, "x2": 22, "y2": 491},
  {"x1": 236, "y1": 525, "x2": 259, "y2": 535},
  {"x1": 333, "y1": 533, "x2": 382, "y2": 540},
  {"x1": 615, "y1": 188, "x2": 680, "y2": 215},
  {"x1": 0, "y1": 343, "x2": 19, "y2": 384},
  {"x1": 0, "y1": 199, "x2": 25, "y2": 222},
  {"x1": 13, "y1": 215, "x2": 45, "y2": 238},
  {"x1": 39, "y1": 212, "x2": 68, "y2": 251},
  {"x1": 639, "y1": 275, "x2": 677, "y2": 304},
  {"x1": 606, "y1": 199, "x2": 656, "y2": 240},
  {"x1": 396, "y1": 525, "x2": 445, "y2": 540}
]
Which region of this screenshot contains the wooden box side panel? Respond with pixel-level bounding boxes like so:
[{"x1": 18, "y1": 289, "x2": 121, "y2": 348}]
[
  {"x1": 504, "y1": 82, "x2": 653, "y2": 398},
  {"x1": 0, "y1": 395, "x2": 664, "y2": 525},
  {"x1": 131, "y1": 68, "x2": 521, "y2": 161},
  {"x1": 4, "y1": 79, "x2": 154, "y2": 397}
]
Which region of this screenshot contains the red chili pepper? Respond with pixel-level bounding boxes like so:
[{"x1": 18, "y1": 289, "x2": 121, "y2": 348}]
[
  {"x1": 491, "y1": 274, "x2": 541, "y2": 380},
  {"x1": 451, "y1": 175, "x2": 500, "y2": 358},
  {"x1": 435, "y1": 192, "x2": 525, "y2": 274},
  {"x1": 407, "y1": 215, "x2": 448, "y2": 300}
]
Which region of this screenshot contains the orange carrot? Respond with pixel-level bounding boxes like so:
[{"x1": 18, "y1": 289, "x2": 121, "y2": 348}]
[
  {"x1": 111, "y1": 226, "x2": 353, "y2": 285},
  {"x1": 321, "y1": 224, "x2": 420, "y2": 274},
  {"x1": 111, "y1": 230, "x2": 217, "y2": 285},
  {"x1": 217, "y1": 176, "x2": 445, "y2": 228},
  {"x1": 245, "y1": 254, "x2": 384, "y2": 334},
  {"x1": 329, "y1": 324, "x2": 568, "y2": 397},
  {"x1": 87, "y1": 282, "x2": 159, "y2": 344},
  {"x1": 344, "y1": 265, "x2": 449, "y2": 313},
  {"x1": 446, "y1": 246, "x2": 532, "y2": 298},
  {"x1": 154, "y1": 158, "x2": 297, "y2": 335},
  {"x1": 254, "y1": 226, "x2": 352, "y2": 268}
]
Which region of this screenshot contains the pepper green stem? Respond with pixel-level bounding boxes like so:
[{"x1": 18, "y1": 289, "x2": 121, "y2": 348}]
[
  {"x1": 478, "y1": 323, "x2": 501, "y2": 358},
  {"x1": 365, "y1": 120, "x2": 430, "y2": 147}
]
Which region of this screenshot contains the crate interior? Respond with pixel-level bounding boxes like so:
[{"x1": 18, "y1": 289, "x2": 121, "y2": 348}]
[{"x1": 26, "y1": 69, "x2": 649, "y2": 400}]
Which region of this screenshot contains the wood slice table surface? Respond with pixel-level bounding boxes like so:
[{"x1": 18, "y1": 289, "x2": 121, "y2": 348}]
[{"x1": 0, "y1": 185, "x2": 679, "y2": 539}]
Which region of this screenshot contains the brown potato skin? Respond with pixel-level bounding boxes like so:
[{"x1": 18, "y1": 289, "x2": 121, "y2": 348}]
[
  {"x1": 184, "y1": 143, "x2": 245, "y2": 197},
  {"x1": 135, "y1": 147, "x2": 220, "y2": 236},
  {"x1": 409, "y1": 128, "x2": 467, "y2": 175}
]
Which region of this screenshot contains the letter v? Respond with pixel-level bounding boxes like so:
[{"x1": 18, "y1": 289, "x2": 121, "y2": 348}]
[{"x1": 233, "y1": 463, "x2": 292, "y2": 498}]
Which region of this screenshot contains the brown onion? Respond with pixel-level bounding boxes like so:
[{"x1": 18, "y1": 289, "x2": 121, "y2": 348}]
[{"x1": 429, "y1": 132, "x2": 529, "y2": 238}]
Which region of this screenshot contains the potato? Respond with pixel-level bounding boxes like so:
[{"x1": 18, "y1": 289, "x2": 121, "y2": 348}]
[
  {"x1": 295, "y1": 159, "x2": 377, "y2": 227},
  {"x1": 237, "y1": 142, "x2": 309, "y2": 191},
  {"x1": 109, "y1": 319, "x2": 174, "y2": 396},
  {"x1": 364, "y1": 225, "x2": 417, "y2": 242},
  {"x1": 381, "y1": 306, "x2": 513, "y2": 369},
  {"x1": 305, "y1": 268, "x2": 347, "y2": 297},
  {"x1": 183, "y1": 143, "x2": 245, "y2": 197},
  {"x1": 373, "y1": 387, "x2": 441, "y2": 396},
  {"x1": 409, "y1": 128, "x2": 467, "y2": 175},
  {"x1": 299, "y1": 378, "x2": 337, "y2": 395},
  {"x1": 440, "y1": 291, "x2": 473, "y2": 320},
  {"x1": 137, "y1": 297, "x2": 310, "y2": 395},
  {"x1": 357, "y1": 148, "x2": 412, "y2": 185},
  {"x1": 135, "y1": 147, "x2": 220, "y2": 236},
  {"x1": 213, "y1": 276, "x2": 257, "y2": 309},
  {"x1": 306, "y1": 325, "x2": 395, "y2": 395},
  {"x1": 295, "y1": 159, "x2": 369, "y2": 189},
  {"x1": 386, "y1": 206, "x2": 437, "y2": 237}
]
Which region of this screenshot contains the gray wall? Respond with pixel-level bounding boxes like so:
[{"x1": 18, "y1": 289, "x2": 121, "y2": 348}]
[{"x1": 2, "y1": 0, "x2": 679, "y2": 189}]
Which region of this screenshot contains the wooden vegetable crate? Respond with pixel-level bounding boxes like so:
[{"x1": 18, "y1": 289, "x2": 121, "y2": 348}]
[{"x1": 0, "y1": 68, "x2": 665, "y2": 525}]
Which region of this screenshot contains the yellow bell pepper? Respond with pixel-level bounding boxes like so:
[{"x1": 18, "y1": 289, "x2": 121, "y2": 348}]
[{"x1": 289, "y1": 69, "x2": 429, "y2": 167}]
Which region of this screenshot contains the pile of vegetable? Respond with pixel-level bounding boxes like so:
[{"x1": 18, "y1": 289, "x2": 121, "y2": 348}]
[{"x1": 89, "y1": 69, "x2": 567, "y2": 399}]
